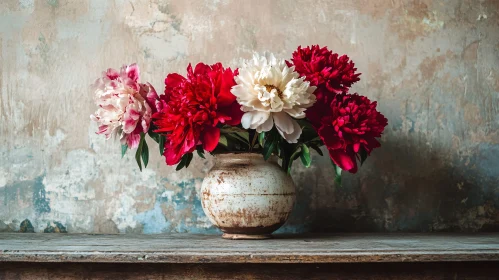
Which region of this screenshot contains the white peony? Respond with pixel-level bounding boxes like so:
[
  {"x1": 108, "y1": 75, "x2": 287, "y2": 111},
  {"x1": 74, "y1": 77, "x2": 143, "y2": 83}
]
[{"x1": 230, "y1": 52, "x2": 316, "y2": 143}]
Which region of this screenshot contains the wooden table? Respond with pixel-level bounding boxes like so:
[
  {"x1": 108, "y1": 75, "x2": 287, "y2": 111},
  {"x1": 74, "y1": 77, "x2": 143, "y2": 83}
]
[{"x1": 1, "y1": 233, "x2": 498, "y2": 279}]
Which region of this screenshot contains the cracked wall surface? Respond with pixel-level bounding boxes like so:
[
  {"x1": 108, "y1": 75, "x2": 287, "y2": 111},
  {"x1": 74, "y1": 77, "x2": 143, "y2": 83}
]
[{"x1": 1, "y1": 0, "x2": 498, "y2": 233}]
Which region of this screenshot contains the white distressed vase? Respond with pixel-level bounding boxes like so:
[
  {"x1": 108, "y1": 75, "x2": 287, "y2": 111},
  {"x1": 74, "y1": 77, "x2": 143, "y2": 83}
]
[{"x1": 201, "y1": 153, "x2": 296, "y2": 239}]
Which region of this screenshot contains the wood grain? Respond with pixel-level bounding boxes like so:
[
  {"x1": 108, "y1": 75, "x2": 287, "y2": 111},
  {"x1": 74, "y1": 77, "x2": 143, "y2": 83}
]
[
  {"x1": 1, "y1": 262, "x2": 499, "y2": 280},
  {"x1": 1, "y1": 233, "x2": 498, "y2": 263}
]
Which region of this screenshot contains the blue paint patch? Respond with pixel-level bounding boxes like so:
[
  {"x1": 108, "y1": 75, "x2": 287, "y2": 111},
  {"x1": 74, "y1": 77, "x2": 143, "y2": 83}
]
[
  {"x1": 33, "y1": 175, "x2": 51, "y2": 214},
  {"x1": 46, "y1": 0, "x2": 59, "y2": 7},
  {"x1": 175, "y1": 189, "x2": 220, "y2": 234},
  {"x1": 390, "y1": 117, "x2": 403, "y2": 131},
  {"x1": 470, "y1": 143, "x2": 499, "y2": 206},
  {"x1": 476, "y1": 144, "x2": 499, "y2": 179},
  {"x1": 143, "y1": 178, "x2": 219, "y2": 234},
  {"x1": 3, "y1": 175, "x2": 50, "y2": 215},
  {"x1": 408, "y1": 118, "x2": 415, "y2": 133},
  {"x1": 37, "y1": 33, "x2": 50, "y2": 63},
  {"x1": 135, "y1": 201, "x2": 169, "y2": 234}
]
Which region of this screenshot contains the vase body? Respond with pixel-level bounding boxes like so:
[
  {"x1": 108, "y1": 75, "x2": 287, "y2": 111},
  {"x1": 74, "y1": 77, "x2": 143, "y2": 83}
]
[{"x1": 201, "y1": 153, "x2": 296, "y2": 239}]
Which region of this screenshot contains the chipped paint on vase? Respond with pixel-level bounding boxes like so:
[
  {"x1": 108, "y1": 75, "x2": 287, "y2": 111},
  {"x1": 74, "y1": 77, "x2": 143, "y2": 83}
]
[{"x1": 201, "y1": 153, "x2": 296, "y2": 239}]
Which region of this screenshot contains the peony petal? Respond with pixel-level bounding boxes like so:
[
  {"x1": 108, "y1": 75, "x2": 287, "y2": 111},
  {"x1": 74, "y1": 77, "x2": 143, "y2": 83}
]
[
  {"x1": 123, "y1": 107, "x2": 141, "y2": 133},
  {"x1": 283, "y1": 120, "x2": 302, "y2": 143},
  {"x1": 218, "y1": 102, "x2": 244, "y2": 126},
  {"x1": 97, "y1": 125, "x2": 108, "y2": 135},
  {"x1": 126, "y1": 133, "x2": 141, "y2": 149},
  {"x1": 258, "y1": 114, "x2": 274, "y2": 132},
  {"x1": 217, "y1": 68, "x2": 238, "y2": 106},
  {"x1": 273, "y1": 112, "x2": 294, "y2": 134},
  {"x1": 194, "y1": 63, "x2": 211, "y2": 75},
  {"x1": 328, "y1": 148, "x2": 358, "y2": 173},
  {"x1": 241, "y1": 111, "x2": 270, "y2": 130},
  {"x1": 365, "y1": 137, "x2": 381, "y2": 154},
  {"x1": 123, "y1": 118, "x2": 138, "y2": 133},
  {"x1": 182, "y1": 128, "x2": 197, "y2": 154},
  {"x1": 273, "y1": 112, "x2": 302, "y2": 143},
  {"x1": 230, "y1": 84, "x2": 254, "y2": 101},
  {"x1": 318, "y1": 126, "x2": 343, "y2": 149},
  {"x1": 128, "y1": 109, "x2": 141, "y2": 120},
  {"x1": 283, "y1": 107, "x2": 306, "y2": 119},
  {"x1": 353, "y1": 142, "x2": 360, "y2": 153},
  {"x1": 165, "y1": 73, "x2": 186, "y2": 89},
  {"x1": 126, "y1": 63, "x2": 140, "y2": 82},
  {"x1": 140, "y1": 83, "x2": 159, "y2": 110},
  {"x1": 105, "y1": 68, "x2": 119, "y2": 80},
  {"x1": 202, "y1": 126, "x2": 220, "y2": 152},
  {"x1": 164, "y1": 142, "x2": 183, "y2": 165}
]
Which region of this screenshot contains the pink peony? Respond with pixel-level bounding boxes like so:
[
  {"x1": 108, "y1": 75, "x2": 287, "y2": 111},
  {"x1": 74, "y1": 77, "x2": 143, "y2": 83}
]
[{"x1": 90, "y1": 64, "x2": 158, "y2": 149}]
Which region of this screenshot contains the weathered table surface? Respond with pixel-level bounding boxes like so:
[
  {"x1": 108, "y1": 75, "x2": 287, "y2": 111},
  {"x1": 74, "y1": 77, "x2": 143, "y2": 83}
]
[{"x1": 1, "y1": 233, "x2": 498, "y2": 264}]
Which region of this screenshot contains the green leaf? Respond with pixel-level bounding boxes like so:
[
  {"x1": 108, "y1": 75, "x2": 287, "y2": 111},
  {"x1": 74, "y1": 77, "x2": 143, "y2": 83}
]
[
  {"x1": 305, "y1": 136, "x2": 321, "y2": 144},
  {"x1": 235, "y1": 131, "x2": 250, "y2": 144},
  {"x1": 300, "y1": 144, "x2": 311, "y2": 168},
  {"x1": 334, "y1": 163, "x2": 342, "y2": 185},
  {"x1": 196, "y1": 146, "x2": 206, "y2": 159},
  {"x1": 148, "y1": 131, "x2": 160, "y2": 143},
  {"x1": 258, "y1": 132, "x2": 265, "y2": 147},
  {"x1": 263, "y1": 138, "x2": 276, "y2": 161},
  {"x1": 135, "y1": 151, "x2": 142, "y2": 171},
  {"x1": 185, "y1": 153, "x2": 193, "y2": 168},
  {"x1": 298, "y1": 119, "x2": 321, "y2": 143},
  {"x1": 224, "y1": 132, "x2": 249, "y2": 145},
  {"x1": 158, "y1": 135, "x2": 166, "y2": 156},
  {"x1": 224, "y1": 133, "x2": 241, "y2": 145},
  {"x1": 175, "y1": 160, "x2": 185, "y2": 171},
  {"x1": 121, "y1": 144, "x2": 128, "y2": 158},
  {"x1": 309, "y1": 144, "x2": 323, "y2": 156},
  {"x1": 218, "y1": 135, "x2": 228, "y2": 147},
  {"x1": 141, "y1": 140, "x2": 149, "y2": 168},
  {"x1": 359, "y1": 147, "x2": 368, "y2": 166},
  {"x1": 335, "y1": 174, "x2": 342, "y2": 185},
  {"x1": 175, "y1": 154, "x2": 187, "y2": 171},
  {"x1": 250, "y1": 132, "x2": 259, "y2": 150},
  {"x1": 220, "y1": 126, "x2": 247, "y2": 134},
  {"x1": 287, "y1": 146, "x2": 302, "y2": 174},
  {"x1": 176, "y1": 153, "x2": 193, "y2": 171},
  {"x1": 135, "y1": 134, "x2": 145, "y2": 172}
]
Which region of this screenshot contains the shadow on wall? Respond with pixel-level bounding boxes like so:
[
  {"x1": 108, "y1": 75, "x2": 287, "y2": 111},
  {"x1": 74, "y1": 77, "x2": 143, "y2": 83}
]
[
  {"x1": 281, "y1": 135, "x2": 499, "y2": 233},
  {"x1": 2, "y1": 135, "x2": 498, "y2": 234}
]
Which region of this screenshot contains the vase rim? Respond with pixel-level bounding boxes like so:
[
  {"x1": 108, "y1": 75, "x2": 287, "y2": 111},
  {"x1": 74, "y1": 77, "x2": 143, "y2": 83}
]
[{"x1": 214, "y1": 152, "x2": 263, "y2": 159}]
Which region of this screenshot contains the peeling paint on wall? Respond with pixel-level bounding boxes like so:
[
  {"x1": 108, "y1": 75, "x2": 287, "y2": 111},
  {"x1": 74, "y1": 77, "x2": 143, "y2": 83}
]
[
  {"x1": 32, "y1": 175, "x2": 50, "y2": 214},
  {"x1": 0, "y1": 0, "x2": 498, "y2": 234}
]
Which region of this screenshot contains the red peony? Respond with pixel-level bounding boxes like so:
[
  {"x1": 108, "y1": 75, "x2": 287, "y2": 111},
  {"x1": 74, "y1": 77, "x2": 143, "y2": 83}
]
[
  {"x1": 316, "y1": 93, "x2": 388, "y2": 173},
  {"x1": 153, "y1": 63, "x2": 243, "y2": 165},
  {"x1": 288, "y1": 45, "x2": 361, "y2": 103}
]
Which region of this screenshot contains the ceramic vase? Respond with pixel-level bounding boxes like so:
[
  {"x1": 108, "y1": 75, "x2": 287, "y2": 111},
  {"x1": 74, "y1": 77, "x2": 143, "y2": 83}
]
[{"x1": 201, "y1": 153, "x2": 296, "y2": 239}]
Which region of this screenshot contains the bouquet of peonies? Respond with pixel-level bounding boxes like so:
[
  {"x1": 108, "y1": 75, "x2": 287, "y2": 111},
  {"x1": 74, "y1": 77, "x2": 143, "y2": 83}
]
[{"x1": 91, "y1": 45, "x2": 388, "y2": 182}]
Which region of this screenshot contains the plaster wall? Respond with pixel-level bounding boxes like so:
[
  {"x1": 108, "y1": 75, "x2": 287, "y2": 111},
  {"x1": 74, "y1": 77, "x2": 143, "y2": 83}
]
[{"x1": 1, "y1": 0, "x2": 498, "y2": 233}]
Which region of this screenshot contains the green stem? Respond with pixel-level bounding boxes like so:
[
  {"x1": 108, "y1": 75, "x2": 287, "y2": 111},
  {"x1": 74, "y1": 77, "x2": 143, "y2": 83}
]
[{"x1": 250, "y1": 132, "x2": 258, "y2": 152}]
